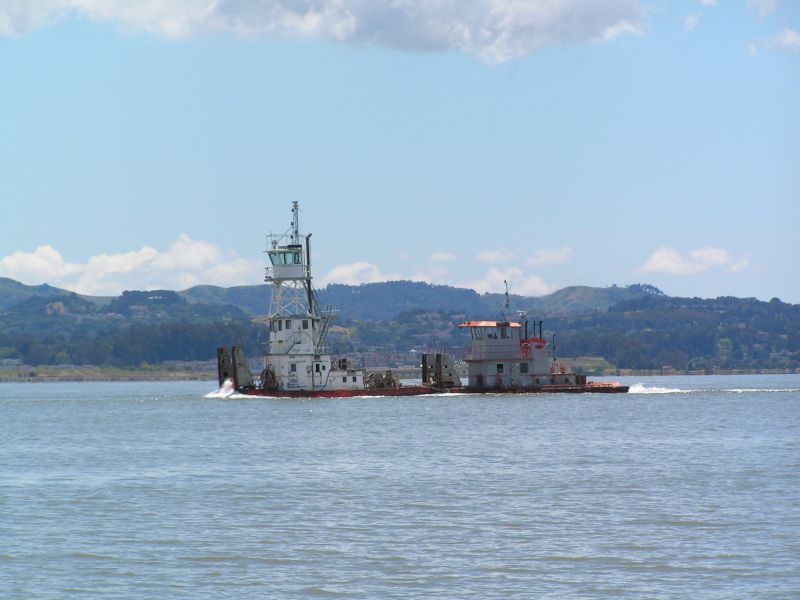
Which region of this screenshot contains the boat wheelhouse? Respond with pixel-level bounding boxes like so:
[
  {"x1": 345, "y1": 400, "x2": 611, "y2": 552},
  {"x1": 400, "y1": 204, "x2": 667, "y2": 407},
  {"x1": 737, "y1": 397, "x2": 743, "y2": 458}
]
[
  {"x1": 456, "y1": 317, "x2": 627, "y2": 393},
  {"x1": 460, "y1": 320, "x2": 581, "y2": 389}
]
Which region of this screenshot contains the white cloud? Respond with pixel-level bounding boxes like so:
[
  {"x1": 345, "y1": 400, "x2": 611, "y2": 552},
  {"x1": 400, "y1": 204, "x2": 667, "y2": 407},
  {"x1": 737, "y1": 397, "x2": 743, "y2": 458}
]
[
  {"x1": 428, "y1": 251, "x2": 456, "y2": 263},
  {"x1": 773, "y1": 28, "x2": 800, "y2": 52},
  {"x1": 317, "y1": 261, "x2": 403, "y2": 286},
  {"x1": 639, "y1": 246, "x2": 751, "y2": 276},
  {"x1": 0, "y1": 0, "x2": 644, "y2": 62},
  {"x1": 318, "y1": 259, "x2": 554, "y2": 296},
  {"x1": 461, "y1": 267, "x2": 555, "y2": 296},
  {"x1": 477, "y1": 248, "x2": 514, "y2": 264},
  {"x1": 601, "y1": 18, "x2": 642, "y2": 42},
  {"x1": 747, "y1": 0, "x2": 780, "y2": 18},
  {"x1": 700, "y1": 0, "x2": 717, "y2": 6},
  {"x1": 0, "y1": 245, "x2": 73, "y2": 282},
  {"x1": 684, "y1": 14, "x2": 701, "y2": 32},
  {"x1": 525, "y1": 247, "x2": 574, "y2": 268},
  {"x1": 0, "y1": 235, "x2": 262, "y2": 295}
]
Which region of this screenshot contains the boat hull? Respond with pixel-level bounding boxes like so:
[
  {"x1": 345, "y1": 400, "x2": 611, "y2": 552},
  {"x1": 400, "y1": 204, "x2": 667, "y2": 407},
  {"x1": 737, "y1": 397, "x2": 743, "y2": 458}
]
[
  {"x1": 234, "y1": 382, "x2": 628, "y2": 398},
  {"x1": 237, "y1": 386, "x2": 439, "y2": 398},
  {"x1": 458, "y1": 382, "x2": 629, "y2": 394}
]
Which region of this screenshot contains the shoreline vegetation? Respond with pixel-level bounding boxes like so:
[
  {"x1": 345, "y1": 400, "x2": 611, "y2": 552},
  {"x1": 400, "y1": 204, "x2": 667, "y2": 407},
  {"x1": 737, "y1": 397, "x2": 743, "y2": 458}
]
[
  {"x1": 2, "y1": 362, "x2": 797, "y2": 384},
  {"x1": 2, "y1": 281, "x2": 799, "y2": 375}
]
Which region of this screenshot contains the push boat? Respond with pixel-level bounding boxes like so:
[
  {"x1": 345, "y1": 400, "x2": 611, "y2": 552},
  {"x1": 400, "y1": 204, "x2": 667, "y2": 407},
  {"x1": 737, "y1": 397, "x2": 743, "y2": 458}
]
[{"x1": 216, "y1": 202, "x2": 628, "y2": 397}]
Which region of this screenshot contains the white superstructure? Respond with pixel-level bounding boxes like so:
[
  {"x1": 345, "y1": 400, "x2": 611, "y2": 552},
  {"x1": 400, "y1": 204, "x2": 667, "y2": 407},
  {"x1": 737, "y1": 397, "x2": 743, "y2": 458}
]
[
  {"x1": 460, "y1": 321, "x2": 578, "y2": 389},
  {"x1": 261, "y1": 202, "x2": 364, "y2": 392}
]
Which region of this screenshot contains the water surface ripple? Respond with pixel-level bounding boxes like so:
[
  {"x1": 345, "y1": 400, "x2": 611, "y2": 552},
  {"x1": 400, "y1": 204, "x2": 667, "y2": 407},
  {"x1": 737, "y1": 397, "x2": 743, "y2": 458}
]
[{"x1": 2, "y1": 375, "x2": 799, "y2": 598}]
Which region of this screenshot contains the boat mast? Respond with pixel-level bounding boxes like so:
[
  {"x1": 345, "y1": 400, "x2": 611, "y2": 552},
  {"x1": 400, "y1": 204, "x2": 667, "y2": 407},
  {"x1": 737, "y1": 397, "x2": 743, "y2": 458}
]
[{"x1": 266, "y1": 204, "x2": 312, "y2": 318}]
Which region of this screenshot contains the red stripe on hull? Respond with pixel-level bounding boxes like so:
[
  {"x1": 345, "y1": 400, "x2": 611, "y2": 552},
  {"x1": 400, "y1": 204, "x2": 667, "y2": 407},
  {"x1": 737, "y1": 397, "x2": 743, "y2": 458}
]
[
  {"x1": 458, "y1": 384, "x2": 629, "y2": 394},
  {"x1": 238, "y1": 386, "x2": 439, "y2": 398},
  {"x1": 236, "y1": 383, "x2": 628, "y2": 398}
]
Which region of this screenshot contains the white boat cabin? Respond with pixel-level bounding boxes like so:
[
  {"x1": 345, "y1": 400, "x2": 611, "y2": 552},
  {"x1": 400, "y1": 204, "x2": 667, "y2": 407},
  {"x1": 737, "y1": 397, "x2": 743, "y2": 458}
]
[
  {"x1": 260, "y1": 202, "x2": 365, "y2": 392},
  {"x1": 460, "y1": 321, "x2": 578, "y2": 389},
  {"x1": 265, "y1": 314, "x2": 363, "y2": 391}
]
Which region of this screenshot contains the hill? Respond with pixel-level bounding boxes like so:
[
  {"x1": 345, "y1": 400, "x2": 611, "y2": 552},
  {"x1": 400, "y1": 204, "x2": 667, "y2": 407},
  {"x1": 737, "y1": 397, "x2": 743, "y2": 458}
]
[
  {"x1": 0, "y1": 277, "x2": 78, "y2": 310},
  {"x1": 178, "y1": 284, "x2": 269, "y2": 315},
  {"x1": 330, "y1": 294, "x2": 800, "y2": 372},
  {"x1": 1, "y1": 277, "x2": 797, "y2": 372},
  {"x1": 2, "y1": 277, "x2": 663, "y2": 321},
  {"x1": 179, "y1": 281, "x2": 664, "y2": 320}
]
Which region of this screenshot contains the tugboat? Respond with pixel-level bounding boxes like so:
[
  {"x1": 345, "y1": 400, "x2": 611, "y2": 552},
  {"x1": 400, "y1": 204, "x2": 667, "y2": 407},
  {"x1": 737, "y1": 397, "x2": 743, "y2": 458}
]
[
  {"x1": 457, "y1": 317, "x2": 628, "y2": 394},
  {"x1": 216, "y1": 202, "x2": 460, "y2": 397},
  {"x1": 216, "y1": 202, "x2": 627, "y2": 397}
]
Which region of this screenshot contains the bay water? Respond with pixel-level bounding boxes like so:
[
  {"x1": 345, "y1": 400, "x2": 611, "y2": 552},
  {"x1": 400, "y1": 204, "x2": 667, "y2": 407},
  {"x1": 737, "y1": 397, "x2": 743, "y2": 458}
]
[{"x1": 2, "y1": 375, "x2": 799, "y2": 598}]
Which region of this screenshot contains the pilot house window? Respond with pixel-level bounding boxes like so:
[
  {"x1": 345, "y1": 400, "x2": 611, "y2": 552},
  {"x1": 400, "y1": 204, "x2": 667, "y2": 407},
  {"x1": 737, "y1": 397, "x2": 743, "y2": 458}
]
[
  {"x1": 496, "y1": 363, "x2": 504, "y2": 374},
  {"x1": 269, "y1": 251, "x2": 302, "y2": 265}
]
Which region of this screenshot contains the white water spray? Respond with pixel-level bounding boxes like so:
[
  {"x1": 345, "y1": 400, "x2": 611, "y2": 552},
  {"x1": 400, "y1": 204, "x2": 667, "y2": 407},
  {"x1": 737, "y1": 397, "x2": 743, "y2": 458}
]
[
  {"x1": 205, "y1": 379, "x2": 236, "y2": 398},
  {"x1": 628, "y1": 383, "x2": 692, "y2": 394}
]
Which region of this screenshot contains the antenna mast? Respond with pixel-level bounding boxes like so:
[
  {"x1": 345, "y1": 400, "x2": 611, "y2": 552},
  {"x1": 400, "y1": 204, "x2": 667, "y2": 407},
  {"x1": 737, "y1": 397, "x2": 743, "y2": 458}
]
[{"x1": 291, "y1": 201, "x2": 301, "y2": 245}]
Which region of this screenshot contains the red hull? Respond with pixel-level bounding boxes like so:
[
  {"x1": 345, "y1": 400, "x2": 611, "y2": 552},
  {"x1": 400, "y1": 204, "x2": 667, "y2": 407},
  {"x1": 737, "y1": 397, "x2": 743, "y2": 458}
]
[
  {"x1": 458, "y1": 383, "x2": 629, "y2": 394},
  {"x1": 236, "y1": 382, "x2": 628, "y2": 398},
  {"x1": 238, "y1": 386, "x2": 439, "y2": 398}
]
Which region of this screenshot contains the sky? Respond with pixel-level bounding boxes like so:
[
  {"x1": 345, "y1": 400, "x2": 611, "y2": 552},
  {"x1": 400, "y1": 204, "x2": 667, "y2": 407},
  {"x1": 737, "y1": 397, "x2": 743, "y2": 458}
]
[{"x1": 1, "y1": 0, "x2": 798, "y2": 302}]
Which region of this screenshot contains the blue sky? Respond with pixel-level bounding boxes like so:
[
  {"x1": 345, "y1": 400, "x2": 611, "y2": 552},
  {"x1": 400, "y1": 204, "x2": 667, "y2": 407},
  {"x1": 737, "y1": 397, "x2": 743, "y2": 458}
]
[{"x1": 1, "y1": 0, "x2": 798, "y2": 302}]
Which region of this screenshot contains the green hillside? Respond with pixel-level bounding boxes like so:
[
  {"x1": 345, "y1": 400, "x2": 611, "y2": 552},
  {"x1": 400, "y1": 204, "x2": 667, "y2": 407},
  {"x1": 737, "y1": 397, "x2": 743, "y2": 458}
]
[
  {"x1": 1, "y1": 277, "x2": 797, "y2": 372},
  {"x1": 0, "y1": 277, "x2": 75, "y2": 310},
  {"x1": 175, "y1": 280, "x2": 662, "y2": 320},
  {"x1": 178, "y1": 284, "x2": 269, "y2": 315}
]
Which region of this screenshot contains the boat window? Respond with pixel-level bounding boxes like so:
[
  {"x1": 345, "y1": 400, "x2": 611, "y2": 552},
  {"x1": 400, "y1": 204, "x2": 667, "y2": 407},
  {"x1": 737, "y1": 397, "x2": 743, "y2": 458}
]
[
  {"x1": 278, "y1": 320, "x2": 282, "y2": 331},
  {"x1": 352, "y1": 376, "x2": 357, "y2": 382},
  {"x1": 315, "y1": 364, "x2": 320, "y2": 372},
  {"x1": 520, "y1": 362, "x2": 529, "y2": 374},
  {"x1": 501, "y1": 327, "x2": 509, "y2": 339},
  {"x1": 496, "y1": 363, "x2": 504, "y2": 374},
  {"x1": 290, "y1": 363, "x2": 296, "y2": 372},
  {"x1": 322, "y1": 365, "x2": 326, "y2": 370},
  {"x1": 342, "y1": 377, "x2": 347, "y2": 383},
  {"x1": 302, "y1": 320, "x2": 309, "y2": 329},
  {"x1": 285, "y1": 320, "x2": 291, "y2": 329},
  {"x1": 270, "y1": 251, "x2": 297, "y2": 265}
]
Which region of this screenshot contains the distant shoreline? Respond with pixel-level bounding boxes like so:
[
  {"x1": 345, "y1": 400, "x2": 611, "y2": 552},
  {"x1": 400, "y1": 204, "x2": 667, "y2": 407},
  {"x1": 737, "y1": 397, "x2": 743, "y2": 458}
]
[
  {"x1": 0, "y1": 367, "x2": 217, "y2": 383},
  {"x1": 1, "y1": 366, "x2": 797, "y2": 383}
]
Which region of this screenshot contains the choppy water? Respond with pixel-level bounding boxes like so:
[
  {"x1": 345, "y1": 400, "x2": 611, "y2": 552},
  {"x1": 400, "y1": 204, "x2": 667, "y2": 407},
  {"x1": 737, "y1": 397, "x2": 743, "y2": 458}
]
[{"x1": 2, "y1": 375, "x2": 799, "y2": 599}]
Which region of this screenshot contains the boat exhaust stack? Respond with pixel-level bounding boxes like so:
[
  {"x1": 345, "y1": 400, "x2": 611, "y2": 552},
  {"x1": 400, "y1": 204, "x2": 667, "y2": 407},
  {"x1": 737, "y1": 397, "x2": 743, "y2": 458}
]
[
  {"x1": 231, "y1": 346, "x2": 255, "y2": 390},
  {"x1": 217, "y1": 347, "x2": 233, "y2": 387}
]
